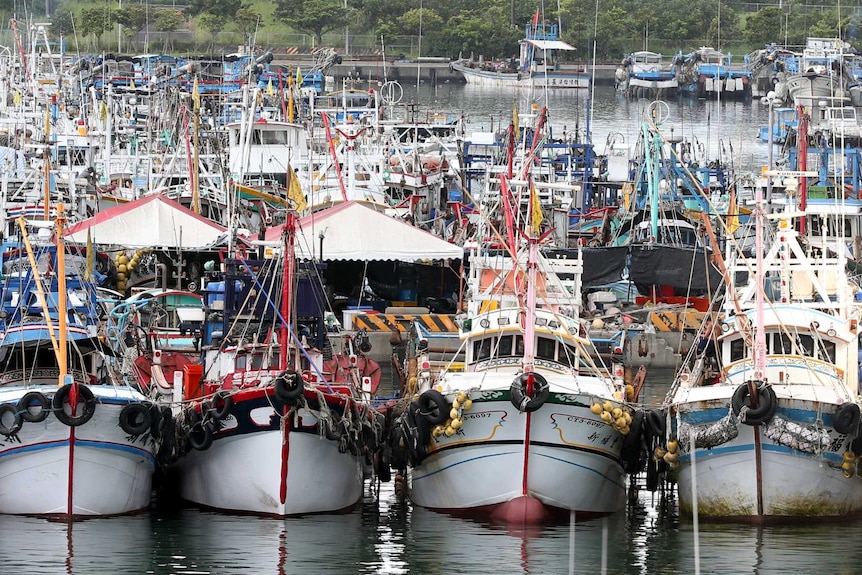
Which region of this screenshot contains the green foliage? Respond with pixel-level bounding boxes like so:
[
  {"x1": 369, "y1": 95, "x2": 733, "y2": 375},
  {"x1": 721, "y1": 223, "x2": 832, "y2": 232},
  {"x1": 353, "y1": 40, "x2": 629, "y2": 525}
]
[
  {"x1": 235, "y1": 7, "x2": 262, "y2": 45},
  {"x1": 199, "y1": 12, "x2": 227, "y2": 49},
  {"x1": 274, "y1": 0, "x2": 347, "y2": 47},
  {"x1": 185, "y1": 0, "x2": 243, "y2": 19},
  {"x1": 51, "y1": 6, "x2": 75, "y2": 37},
  {"x1": 79, "y1": 6, "x2": 114, "y2": 48}
]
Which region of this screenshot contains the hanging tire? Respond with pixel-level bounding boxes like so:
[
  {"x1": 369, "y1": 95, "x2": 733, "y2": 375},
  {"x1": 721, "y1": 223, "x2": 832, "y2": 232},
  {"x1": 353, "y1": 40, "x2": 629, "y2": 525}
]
[
  {"x1": 417, "y1": 389, "x2": 449, "y2": 425},
  {"x1": 209, "y1": 390, "x2": 234, "y2": 420},
  {"x1": 53, "y1": 384, "x2": 96, "y2": 427},
  {"x1": 273, "y1": 370, "x2": 304, "y2": 404},
  {"x1": 834, "y1": 403, "x2": 861, "y2": 435},
  {"x1": 189, "y1": 421, "x2": 214, "y2": 451},
  {"x1": 17, "y1": 391, "x2": 50, "y2": 423},
  {"x1": 119, "y1": 403, "x2": 152, "y2": 436},
  {"x1": 0, "y1": 403, "x2": 23, "y2": 436},
  {"x1": 732, "y1": 382, "x2": 776, "y2": 426},
  {"x1": 374, "y1": 450, "x2": 392, "y2": 483},
  {"x1": 510, "y1": 372, "x2": 550, "y2": 412}
]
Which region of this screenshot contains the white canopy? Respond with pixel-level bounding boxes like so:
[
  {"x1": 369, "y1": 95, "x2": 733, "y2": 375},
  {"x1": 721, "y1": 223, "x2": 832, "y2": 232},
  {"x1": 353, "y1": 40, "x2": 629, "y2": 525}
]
[
  {"x1": 65, "y1": 193, "x2": 228, "y2": 249},
  {"x1": 265, "y1": 201, "x2": 463, "y2": 261},
  {"x1": 526, "y1": 39, "x2": 575, "y2": 51}
]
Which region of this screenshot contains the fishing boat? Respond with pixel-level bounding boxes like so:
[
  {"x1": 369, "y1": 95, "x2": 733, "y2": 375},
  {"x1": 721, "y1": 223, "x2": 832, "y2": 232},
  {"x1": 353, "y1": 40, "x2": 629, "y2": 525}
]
[
  {"x1": 0, "y1": 206, "x2": 159, "y2": 518},
  {"x1": 170, "y1": 214, "x2": 386, "y2": 516},
  {"x1": 782, "y1": 38, "x2": 854, "y2": 106},
  {"x1": 662, "y1": 173, "x2": 862, "y2": 521},
  {"x1": 450, "y1": 13, "x2": 589, "y2": 89},
  {"x1": 390, "y1": 120, "x2": 647, "y2": 522},
  {"x1": 619, "y1": 51, "x2": 679, "y2": 98},
  {"x1": 675, "y1": 47, "x2": 751, "y2": 99}
]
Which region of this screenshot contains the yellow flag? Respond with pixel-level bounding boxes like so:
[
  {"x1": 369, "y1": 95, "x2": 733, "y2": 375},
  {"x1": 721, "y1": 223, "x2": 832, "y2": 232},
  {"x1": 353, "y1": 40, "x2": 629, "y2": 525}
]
[
  {"x1": 287, "y1": 165, "x2": 307, "y2": 212},
  {"x1": 130, "y1": 78, "x2": 136, "y2": 90},
  {"x1": 296, "y1": 67, "x2": 303, "y2": 86},
  {"x1": 85, "y1": 228, "x2": 94, "y2": 282},
  {"x1": 530, "y1": 180, "x2": 543, "y2": 235},
  {"x1": 513, "y1": 102, "x2": 520, "y2": 141},
  {"x1": 192, "y1": 75, "x2": 201, "y2": 110},
  {"x1": 726, "y1": 188, "x2": 739, "y2": 235},
  {"x1": 266, "y1": 78, "x2": 275, "y2": 96}
]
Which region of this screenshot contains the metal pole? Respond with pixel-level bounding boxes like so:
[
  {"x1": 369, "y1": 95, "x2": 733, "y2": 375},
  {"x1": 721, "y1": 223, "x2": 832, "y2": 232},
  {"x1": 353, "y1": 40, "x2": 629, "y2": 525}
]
[{"x1": 766, "y1": 95, "x2": 774, "y2": 208}]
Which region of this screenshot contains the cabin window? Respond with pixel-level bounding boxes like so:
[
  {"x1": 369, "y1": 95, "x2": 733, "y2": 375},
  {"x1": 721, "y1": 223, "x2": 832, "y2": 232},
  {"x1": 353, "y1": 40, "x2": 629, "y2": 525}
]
[
  {"x1": 251, "y1": 354, "x2": 264, "y2": 370},
  {"x1": 819, "y1": 340, "x2": 836, "y2": 363},
  {"x1": 498, "y1": 335, "x2": 513, "y2": 356},
  {"x1": 729, "y1": 338, "x2": 746, "y2": 361},
  {"x1": 474, "y1": 338, "x2": 492, "y2": 360},
  {"x1": 796, "y1": 334, "x2": 815, "y2": 357},
  {"x1": 536, "y1": 337, "x2": 557, "y2": 361},
  {"x1": 235, "y1": 355, "x2": 248, "y2": 370},
  {"x1": 773, "y1": 333, "x2": 794, "y2": 355}
]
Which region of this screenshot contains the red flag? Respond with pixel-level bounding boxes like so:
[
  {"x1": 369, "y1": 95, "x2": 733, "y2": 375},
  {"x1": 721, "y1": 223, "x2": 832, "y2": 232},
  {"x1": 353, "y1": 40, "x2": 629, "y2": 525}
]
[
  {"x1": 531, "y1": 9, "x2": 540, "y2": 29},
  {"x1": 499, "y1": 177, "x2": 517, "y2": 253}
]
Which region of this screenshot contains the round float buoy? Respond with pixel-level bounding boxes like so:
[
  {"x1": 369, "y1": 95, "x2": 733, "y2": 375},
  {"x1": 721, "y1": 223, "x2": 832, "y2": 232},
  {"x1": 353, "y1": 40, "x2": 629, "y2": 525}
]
[{"x1": 510, "y1": 372, "x2": 550, "y2": 412}]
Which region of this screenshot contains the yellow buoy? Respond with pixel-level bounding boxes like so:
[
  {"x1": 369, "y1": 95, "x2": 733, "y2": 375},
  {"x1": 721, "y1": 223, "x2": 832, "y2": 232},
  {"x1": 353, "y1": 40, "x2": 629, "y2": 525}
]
[
  {"x1": 444, "y1": 426, "x2": 456, "y2": 437},
  {"x1": 452, "y1": 399, "x2": 461, "y2": 410},
  {"x1": 844, "y1": 451, "x2": 856, "y2": 461},
  {"x1": 590, "y1": 403, "x2": 603, "y2": 415},
  {"x1": 451, "y1": 418, "x2": 462, "y2": 430},
  {"x1": 432, "y1": 426, "x2": 444, "y2": 438},
  {"x1": 463, "y1": 399, "x2": 473, "y2": 410},
  {"x1": 601, "y1": 411, "x2": 613, "y2": 424},
  {"x1": 619, "y1": 425, "x2": 630, "y2": 435},
  {"x1": 653, "y1": 448, "x2": 666, "y2": 462},
  {"x1": 615, "y1": 417, "x2": 627, "y2": 428},
  {"x1": 663, "y1": 451, "x2": 679, "y2": 464},
  {"x1": 625, "y1": 384, "x2": 634, "y2": 401},
  {"x1": 611, "y1": 407, "x2": 623, "y2": 420},
  {"x1": 667, "y1": 440, "x2": 679, "y2": 454},
  {"x1": 602, "y1": 401, "x2": 613, "y2": 412},
  {"x1": 449, "y1": 407, "x2": 459, "y2": 420},
  {"x1": 456, "y1": 391, "x2": 468, "y2": 403}
]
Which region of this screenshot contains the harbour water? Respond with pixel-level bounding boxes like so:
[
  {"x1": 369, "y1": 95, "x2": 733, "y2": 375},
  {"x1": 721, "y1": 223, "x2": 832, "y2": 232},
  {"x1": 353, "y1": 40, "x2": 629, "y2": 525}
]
[{"x1": 0, "y1": 87, "x2": 848, "y2": 574}]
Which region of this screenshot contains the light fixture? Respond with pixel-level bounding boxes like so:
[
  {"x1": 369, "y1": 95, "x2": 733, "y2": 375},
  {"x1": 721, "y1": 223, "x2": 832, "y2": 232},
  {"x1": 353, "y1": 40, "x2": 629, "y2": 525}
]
[
  {"x1": 548, "y1": 320, "x2": 560, "y2": 329},
  {"x1": 498, "y1": 317, "x2": 510, "y2": 326},
  {"x1": 827, "y1": 328, "x2": 837, "y2": 337},
  {"x1": 536, "y1": 317, "x2": 548, "y2": 327},
  {"x1": 479, "y1": 319, "x2": 490, "y2": 328}
]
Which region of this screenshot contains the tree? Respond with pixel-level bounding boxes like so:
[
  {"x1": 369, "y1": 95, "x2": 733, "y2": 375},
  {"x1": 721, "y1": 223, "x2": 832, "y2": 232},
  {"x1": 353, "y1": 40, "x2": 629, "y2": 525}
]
[
  {"x1": 199, "y1": 13, "x2": 227, "y2": 51},
  {"x1": 234, "y1": 7, "x2": 262, "y2": 47},
  {"x1": 184, "y1": 0, "x2": 242, "y2": 19},
  {"x1": 274, "y1": 0, "x2": 347, "y2": 47},
  {"x1": 114, "y1": 5, "x2": 148, "y2": 50},
  {"x1": 79, "y1": 7, "x2": 115, "y2": 49},
  {"x1": 154, "y1": 9, "x2": 183, "y2": 52},
  {"x1": 743, "y1": 7, "x2": 784, "y2": 45},
  {"x1": 50, "y1": 6, "x2": 75, "y2": 38}
]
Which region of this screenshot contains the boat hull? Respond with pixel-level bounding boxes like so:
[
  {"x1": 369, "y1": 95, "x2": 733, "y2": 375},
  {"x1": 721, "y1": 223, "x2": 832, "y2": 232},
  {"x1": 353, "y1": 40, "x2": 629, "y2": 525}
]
[
  {"x1": 675, "y1": 403, "x2": 862, "y2": 521},
  {"x1": 408, "y1": 394, "x2": 626, "y2": 518},
  {"x1": 0, "y1": 387, "x2": 156, "y2": 518},
  {"x1": 176, "y1": 399, "x2": 363, "y2": 516},
  {"x1": 452, "y1": 63, "x2": 589, "y2": 89},
  {"x1": 785, "y1": 74, "x2": 844, "y2": 104}
]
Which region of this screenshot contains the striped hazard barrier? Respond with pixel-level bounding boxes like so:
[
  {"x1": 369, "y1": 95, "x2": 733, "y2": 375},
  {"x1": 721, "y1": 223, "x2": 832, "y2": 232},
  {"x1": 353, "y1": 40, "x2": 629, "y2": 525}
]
[{"x1": 353, "y1": 313, "x2": 459, "y2": 333}]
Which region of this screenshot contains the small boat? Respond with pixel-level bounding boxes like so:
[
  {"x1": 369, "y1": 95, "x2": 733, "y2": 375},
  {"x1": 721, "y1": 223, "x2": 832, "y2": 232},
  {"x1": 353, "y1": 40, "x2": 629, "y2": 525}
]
[
  {"x1": 619, "y1": 51, "x2": 679, "y2": 98},
  {"x1": 170, "y1": 214, "x2": 387, "y2": 516},
  {"x1": 0, "y1": 207, "x2": 159, "y2": 518},
  {"x1": 451, "y1": 13, "x2": 589, "y2": 90},
  {"x1": 662, "y1": 177, "x2": 862, "y2": 521},
  {"x1": 782, "y1": 38, "x2": 854, "y2": 106},
  {"x1": 675, "y1": 47, "x2": 751, "y2": 99}
]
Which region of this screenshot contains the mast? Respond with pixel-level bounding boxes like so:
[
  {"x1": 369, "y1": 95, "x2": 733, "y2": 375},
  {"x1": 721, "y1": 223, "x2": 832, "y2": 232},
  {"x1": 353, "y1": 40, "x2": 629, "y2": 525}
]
[
  {"x1": 57, "y1": 203, "x2": 68, "y2": 382},
  {"x1": 754, "y1": 155, "x2": 766, "y2": 379},
  {"x1": 279, "y1": 212, "x2": 296, "y2": 370}
]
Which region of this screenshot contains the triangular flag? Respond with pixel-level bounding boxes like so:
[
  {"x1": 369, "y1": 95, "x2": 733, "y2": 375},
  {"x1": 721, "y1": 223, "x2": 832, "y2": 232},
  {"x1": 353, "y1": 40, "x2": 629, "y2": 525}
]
[
  {"x1": 192, "y1": 75, "x2": 201, "y2": 109},
  {"x1": 513, "y1": 102, "x2": 520, "y2": 141},
  {"x1": 286, "y1": 164, "x2": 307, "y2": 212},
  {"x1": 726, "y1": 188, "x2": 739, "y2": 235},
  {"x1": 85, "y1": 228, "x2": 94, "y2": 282},
  {"x1": 529, "y1": 179, "x2": 543, "y2": 235},
  {"x1": 296, "y1": 67, "x2": 303, "y2": 86},
  {"x1": 130, "y1": 78, "x2": 136, "y2": 90},
  {"x1": 266, "y1": 78, "x2": 275, "y2": 96}
]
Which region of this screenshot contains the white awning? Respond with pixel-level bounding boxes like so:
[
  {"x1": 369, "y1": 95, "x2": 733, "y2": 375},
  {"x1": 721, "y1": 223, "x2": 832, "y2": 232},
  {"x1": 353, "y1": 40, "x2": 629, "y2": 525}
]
[{"x1": 525, "y1": 39, "x2": 575, "y2": 51}]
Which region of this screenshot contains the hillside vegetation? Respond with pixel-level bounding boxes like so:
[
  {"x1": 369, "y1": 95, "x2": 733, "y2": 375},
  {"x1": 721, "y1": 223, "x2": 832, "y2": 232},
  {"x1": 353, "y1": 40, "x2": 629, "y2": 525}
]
[{"x1": 5, "y1": 0, "x2": 861, "y2": 62}]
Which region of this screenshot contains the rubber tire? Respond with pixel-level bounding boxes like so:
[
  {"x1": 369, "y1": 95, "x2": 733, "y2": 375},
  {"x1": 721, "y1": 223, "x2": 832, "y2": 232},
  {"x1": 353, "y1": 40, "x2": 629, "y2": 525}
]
[
  {"x1": 834, "y1": 402, "x2": 861, "y2": 435},
  {"x1": 375, "y1": 450, "x2": 392, "y2": 483},
  {"x1": 0, "y1": 403, "x2": 23, "y2": 436},
  {"x1": 510, "y1": 372, "x2": 550, "y2": 413},
  {"x1": 210, "y1": 390, "x2": 233, "y2": 420},
  {"x1": 189, "y1": 421, "x2": 214, "y2": 451},
  {"x1": 17, "y1": 391, "x2": 50, "y2": 423},
  {"x1": 119, "y1": 403, "x2": 152, "y2": 436},
  {"x1": 417, "y1": 389, "x2": 449, "y2": 425},
  {"x1": 274, "y1": 371, "x2": 304, "y2": 404},
  {"x1": 732, "y1": 383, "x2": 776, "y2": 426},
  {"x1": 53, "y1": 384, "x2": 97, "y2": 427}
]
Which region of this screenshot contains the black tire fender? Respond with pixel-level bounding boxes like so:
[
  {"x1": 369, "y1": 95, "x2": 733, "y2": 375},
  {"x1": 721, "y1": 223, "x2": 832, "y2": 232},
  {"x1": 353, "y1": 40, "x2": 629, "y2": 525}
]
[
  {"x1": 210, "y1": 390, "x2": 234, "y2": 420},
  {"x1": 834, "y1": 402, "x2": 861, "y2": 435},
  {"x1": 189, "y1": 421, "x2": 214, "y2": 451},
  {"x1": 274, "y1": 370, "x2": 304, "y2": 404},
  {"x1": 732, "y1": 382, "x2": 776, "y2": 426},
  {"x1": 417, "y1": 389, "x2": 449, "y2": 425},
  {"x1": 119, "y1": 403, "x2": 152, "y2": 436},
  {"x1": 18, "y1": 391, "x2": 50, "y2": 423},
  {"x1": 53, "y1": 384, "x2": 97, "y2": 427},
  {"x1": 510, "y1": 372, "x2": 550, "y2": 412},
  {"x1": 0, "y1": 403, "x2": 23, "y2": 436}
]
